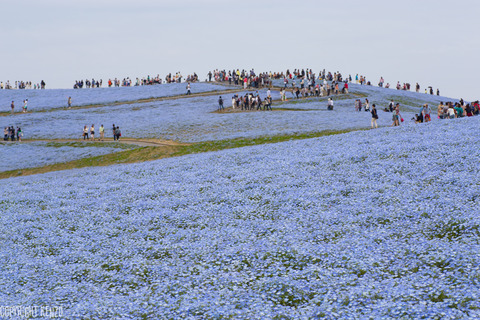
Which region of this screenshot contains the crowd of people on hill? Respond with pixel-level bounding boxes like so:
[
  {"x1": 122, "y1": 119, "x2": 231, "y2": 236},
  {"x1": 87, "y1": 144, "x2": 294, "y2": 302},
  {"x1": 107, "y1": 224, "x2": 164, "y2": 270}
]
[
  {"x1": 429, "y1": 100, "x2": 479, "y2": 120},
  {"x1": 0, "y1": 80, "x2": 45, "y2": 90},
  {"x1": 74, "y1": 79, "x2": 102, "y2": 89},
  {"x1": 208, "y1": 69, "x2": 274, "y2": 88},
  {"x1": 3, "y1": 126, "x2": 23, "y2": 141},
  {"x1": 208, "y1": 68, "x2": 442, "y2": 100},
  {"x1": 222, "y1": 91, "x2": 273, "y2": 112},
  {"x1": 363, "y1": 97, "x2": 480, "y2": 130},
  {"x1": 72, "y1": 72, "x2": 202, "y2": 89}
]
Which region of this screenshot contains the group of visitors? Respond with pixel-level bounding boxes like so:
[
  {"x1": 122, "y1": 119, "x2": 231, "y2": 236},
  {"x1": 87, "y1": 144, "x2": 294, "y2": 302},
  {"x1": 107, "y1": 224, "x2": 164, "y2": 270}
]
[
  {"x1": 208, "y1": 68, "x2": 349, "y2": 91},
  {"x1": 356, "y1": 98, "x2": 401, "y2": 128},
  {"x1": 82, "y1": 124, "x2": 108, "y2": 141},
  {"x1": 82, "y1": 124, "x2": 122, "y2": 141},
  {"x1": 355, "y1": 98, "x2": 371, "y2": 112},
  {"x1": 3, "y1": 126, "x2": 22, "y2": 141},
  {"x1": 369, "y1": 103, "x2": 402, "y2": 128},
  {"x1": 74, "y1": 79, "x2": 102, "y2": 89},
  {"x1": 208, "y1": 69, "x2": 274, "y2": 88},
  {"x1": 434, "y1": 100, "x2": 480, "y2": 120},
  {"x1": 367, "y1": 98, "x2": 480, "y2": 129},
  {"x1": 73, "y1": 71, "x2": 199, "y2": 89},
  {"x1": 228, "y1": 92, "x2": 273, "y2": 111},
  {"x1": 290, "y1": 80, "x2": 349, "y2": 99},
  {"x1": 9, "y1": 100, "x2": 28, "y2": 114},
  {"x1": 1, "y1": 80, "x2": 45, "y2": 90}
]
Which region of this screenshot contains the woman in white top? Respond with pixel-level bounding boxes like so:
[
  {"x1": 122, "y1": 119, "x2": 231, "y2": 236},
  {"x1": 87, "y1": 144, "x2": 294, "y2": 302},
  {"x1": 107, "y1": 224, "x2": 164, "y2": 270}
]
[
  {"x1": 327, "y1": 98, "x2": 334, "y2": 110},
  {"x1": 99, "y1": 125, "x2": 104, "y2": 141},
  {"x1": 90, "y1": 124, "x2": 95, "y2": 140},
  {"x1": 447, "y1": 106, "x2": 456, "y2": 119}
]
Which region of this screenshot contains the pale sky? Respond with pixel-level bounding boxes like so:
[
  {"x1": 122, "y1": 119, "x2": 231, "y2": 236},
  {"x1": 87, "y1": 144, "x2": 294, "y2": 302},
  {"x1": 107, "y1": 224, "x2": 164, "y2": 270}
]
[{"x1": 2, "y1": 0, "x2": 479, "y2": 100}]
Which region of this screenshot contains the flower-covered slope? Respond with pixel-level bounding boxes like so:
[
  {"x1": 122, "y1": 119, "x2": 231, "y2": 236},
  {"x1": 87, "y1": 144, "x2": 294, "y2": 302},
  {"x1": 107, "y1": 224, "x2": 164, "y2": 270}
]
[
  {"x1": 1, "y1": 82, "x2": 454, "y2": 143},
  {"x1": 0, "y1": 82, "x2": 232, "y2": 111},
  {"x1": 0, "y1": 116, "x2": 479, "y2": 318},
  {"x1": 0, "y1": 142, "x2": 126, "y2": 171}
]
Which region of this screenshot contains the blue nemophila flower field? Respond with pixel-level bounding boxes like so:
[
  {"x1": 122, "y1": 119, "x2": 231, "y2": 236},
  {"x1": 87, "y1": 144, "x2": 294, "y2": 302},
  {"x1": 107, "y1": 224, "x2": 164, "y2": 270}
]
[
  {"x1": 0, "y1": 82, "x2": 448, "y2": 143},
  {"x1": 1, "y1": 116, "x2": 479, "y2": 318},
  {"x1": 0, "y1": 142, "x2": 125, "y2": 171},
  {"x1": 0, "y1": 82, "x2": 232, "y2": 112}
]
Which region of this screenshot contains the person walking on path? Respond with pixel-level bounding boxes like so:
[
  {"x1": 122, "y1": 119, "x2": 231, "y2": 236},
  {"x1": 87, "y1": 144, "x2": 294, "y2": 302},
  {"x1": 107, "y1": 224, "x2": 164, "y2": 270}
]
[
  {"x1": 23, "y1": 99, "x2": 28, "y2": 113},
  {"x1": 83, "y1": 125, "x2": 89, "y2": 140},
  {"x1": 114, "y1": 126, "x2": 121, "y2": 141},
  {"x1": 68, "y1": 97, "x2": 72, "y2": 108},
  {"x1": 10, "y1": 101, "x2": 14, "y2": 114},
  {"x1": 90, "y1": 124, "x2": 95, "y2": 140},
  {"x1": 99, "y1": 124, "x2": 104, "y2": 141},
  {"x1": 186, "y1": 83, "x2": 191, "y2": 95},
  {"x1": 371, "y1": 104, "x2": 378, "y2": 128}
]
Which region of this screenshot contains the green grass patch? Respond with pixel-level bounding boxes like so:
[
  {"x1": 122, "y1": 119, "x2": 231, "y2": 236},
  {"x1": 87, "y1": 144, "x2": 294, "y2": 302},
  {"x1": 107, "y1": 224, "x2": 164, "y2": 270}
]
[
  {"x1": 173, "y1": 129, "x2": 358, "y2": 156},
  {"x1": 43, "y1": 141, "x2": 136, "y2": 149}
]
